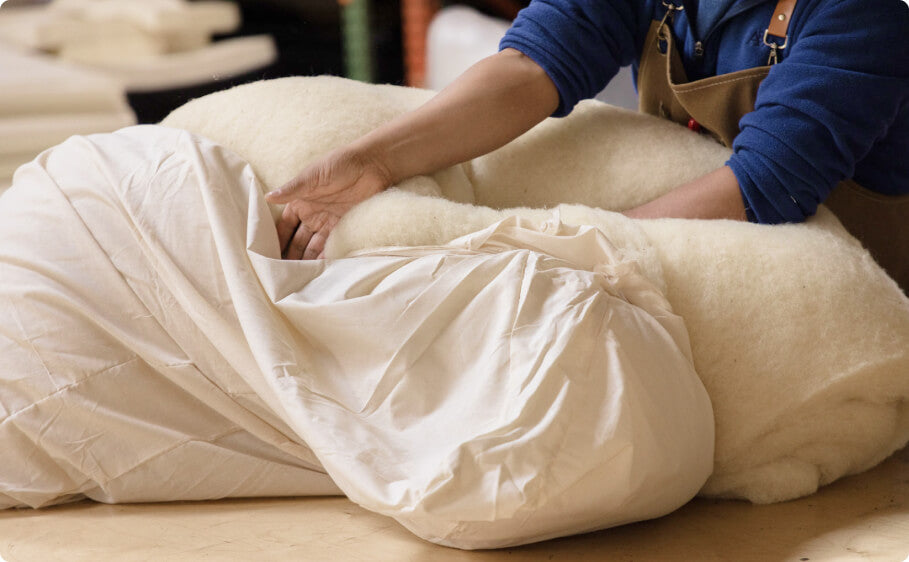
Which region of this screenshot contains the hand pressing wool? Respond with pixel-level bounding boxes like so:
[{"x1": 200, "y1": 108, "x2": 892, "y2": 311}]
[
  {"x1": 162, "y1": 76, "x2": 909, "y2": 505},
  {"x1": 267, "y1": 0, "x2": 909, "y2": 294}
]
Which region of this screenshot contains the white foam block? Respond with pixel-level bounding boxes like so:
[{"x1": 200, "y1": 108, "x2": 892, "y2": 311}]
[
  {"x1": 0, "y1": 47, "x2": 131, "y2": 116},
  {"x1": 0, "y1": 1, "x2": 239, "y2": 54},
  {"x1": 87, "y1": 35, "x2": 277, "y2": 92},
  {"x1": 49, "y1": 0, "x2": 240, "y2": 37}
]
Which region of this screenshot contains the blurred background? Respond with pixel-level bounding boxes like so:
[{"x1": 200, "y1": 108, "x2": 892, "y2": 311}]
[{"x1": 0, "y1": 0, "x2": 638, "y2": 192}]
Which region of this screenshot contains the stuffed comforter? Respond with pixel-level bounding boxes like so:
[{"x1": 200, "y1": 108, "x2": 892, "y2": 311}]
[{"x1": 0, "y1": 126, "x2": 714, "y2": 549}]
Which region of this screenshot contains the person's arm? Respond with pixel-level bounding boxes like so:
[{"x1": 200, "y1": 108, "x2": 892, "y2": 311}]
[
  {"x1": 268, "y1": 0, "x2": 650, "y2": 260},
  {"x1": 729, "y1": 0, "x2": 909, "y2": 224},
  {"x1": 500, "y1": 0, "x2": 647, "y2": 117},
  {"x1": 632, "y1": 0, "x2": 909, "y2": 224},
  {"x1": 265, "y1": 48, "x2": 558, "y2": 259},
  {"x1": 358, "y1": 48, "x2": 560, "y2": 184},
  {"x1": 623, "y1": 166, "x2": 747, "y2": 221}
]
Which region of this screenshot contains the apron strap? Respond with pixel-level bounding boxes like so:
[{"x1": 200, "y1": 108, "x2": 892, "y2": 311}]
[
  {"x1": 763, "y1": 0, "x2": 797, "y2": 63},
  {"x1": 767, "y1": 0, "x2": 797, "y2": 40}
]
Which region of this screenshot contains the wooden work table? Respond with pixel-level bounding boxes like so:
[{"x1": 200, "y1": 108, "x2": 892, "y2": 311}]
[{"x1": 1, "y1": 446, "x2": 907, "y2": 561}]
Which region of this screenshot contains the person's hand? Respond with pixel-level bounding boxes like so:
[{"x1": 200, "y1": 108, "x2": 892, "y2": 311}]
[
  {"x1": 265, "y1": 149, "x2": 392, "y2": 259},
  {"x1": 263, "y1": 49, "x2": 557, "y2": 259}
]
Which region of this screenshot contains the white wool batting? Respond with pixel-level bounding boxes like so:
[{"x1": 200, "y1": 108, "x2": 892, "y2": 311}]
[{"x1": 162, "y1": 76, "x2": 909, "y2": 504}]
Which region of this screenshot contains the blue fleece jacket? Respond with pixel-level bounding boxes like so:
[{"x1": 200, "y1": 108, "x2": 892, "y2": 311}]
[{"x1": 499, "y1": 0, "x2": 909, "y2": 224}]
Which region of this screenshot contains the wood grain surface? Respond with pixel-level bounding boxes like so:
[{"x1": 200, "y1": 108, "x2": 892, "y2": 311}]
[{"x1": 1, "y1": 446, "x2": 907, "y2": 561}]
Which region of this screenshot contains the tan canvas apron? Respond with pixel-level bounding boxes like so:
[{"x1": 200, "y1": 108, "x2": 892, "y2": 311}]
[{"x1": 636, "y1": 0, "x2": 909, "y2": 293}]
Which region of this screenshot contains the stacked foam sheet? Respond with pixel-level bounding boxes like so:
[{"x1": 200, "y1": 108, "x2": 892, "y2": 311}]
[
  {"x1": 0, "y1": 1, "x2": 276, "y2": 92},
  {"x1": 0, "y1": 48, "x2": 135, "y2": 193},
  {"x1": 0, "y1": 1, "x2": 239, "y2": 56}
]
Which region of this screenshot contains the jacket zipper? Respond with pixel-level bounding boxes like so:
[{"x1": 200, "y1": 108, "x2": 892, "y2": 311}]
[
  {"x1": 665, "y1": 0, "x2": 771, "y2": 61},
  {"x1": 698, "y1": 0, "x2": 771, "y2": 48}
]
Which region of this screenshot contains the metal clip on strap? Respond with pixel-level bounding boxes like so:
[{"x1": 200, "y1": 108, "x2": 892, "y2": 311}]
[
  {"x1": 657, "y1": 1, "x2": 684, "y2": 53},
  {"x1": 763, "y1": 0, "x2": 797, "y2": 64}
]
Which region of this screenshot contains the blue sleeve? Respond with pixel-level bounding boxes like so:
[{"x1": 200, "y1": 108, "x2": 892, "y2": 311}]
[
  {"x1": 499, "y1": 0, "x2": 647, "y2": 117},
  {"x1": 728, "y1": 0, "x2": 909, "y2": 224}
]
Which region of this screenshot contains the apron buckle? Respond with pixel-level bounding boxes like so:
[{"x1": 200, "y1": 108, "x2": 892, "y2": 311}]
[
  {"x1": 762, "y1": 29, "x2": 788, "y2": 65},
  {"x1": 657, "y1": 1, "x2": 685, "y2": 53}
]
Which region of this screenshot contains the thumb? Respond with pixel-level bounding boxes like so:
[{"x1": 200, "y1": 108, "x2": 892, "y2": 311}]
[
  {"x1": 265, "y1": 170, "x2": 317, "y2": 203},
  {"x1": 264, "y1": 182, "x2": 298, "y2": 204}
]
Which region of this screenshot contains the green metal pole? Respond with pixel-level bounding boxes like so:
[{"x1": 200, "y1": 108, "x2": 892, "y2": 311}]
[{"x1": 340, "y1": 0, "x2": 373, "y2": 82}]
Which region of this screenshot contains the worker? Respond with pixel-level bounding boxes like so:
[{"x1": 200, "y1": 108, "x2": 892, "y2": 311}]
[{"x1": 266, "y1": 0, "x2": 909, "y2": 291}]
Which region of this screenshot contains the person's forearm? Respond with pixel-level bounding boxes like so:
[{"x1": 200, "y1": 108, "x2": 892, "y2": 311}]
[
  {"x1": 623, "y1": 166, "x2": 748, "y2": 221},
  {"x1": 349, "y1": 48, "x2": 559, "y2": 185}
]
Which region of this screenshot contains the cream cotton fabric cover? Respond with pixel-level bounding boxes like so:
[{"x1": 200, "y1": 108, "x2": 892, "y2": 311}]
[
  {"x1": 161, "y1": 76, "x2": 909, "y2": 506},
  {"x1": 0, "y1": 126, "x2": 715, "y2": 549}
]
